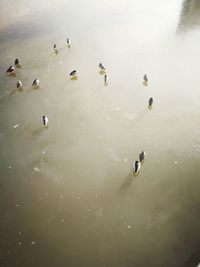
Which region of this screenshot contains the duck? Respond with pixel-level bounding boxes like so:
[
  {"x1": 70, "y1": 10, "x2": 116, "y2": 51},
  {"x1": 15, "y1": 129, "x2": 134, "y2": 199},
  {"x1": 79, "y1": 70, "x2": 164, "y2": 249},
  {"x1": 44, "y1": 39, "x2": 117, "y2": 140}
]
[
  {"x1": 133, "y1": 160, "x2": 141, "y2": 175},
  {"x1": 143, "y1": 74, "x2": 148, "y2": 83},
  {"x1": 17, "y1": 80, "x2": 23, "y2": 89},
  {"x1": 99, "y1": 63, "x2": 105, "y2": 71},
  {"x1": 70, "y1": 70, "x2": 76, "y2": 76},
  {"x1": 148, "y1": 97, "x2": 153, "y2": 107},
  {"x1": 53, "y1": 44, "x2": 58, "y2": 53},
  {"x1": 42, "y1": 115, "x2": 48, "y2": 127},
  {"x1": 15, "y1": 58, "x2": 20, "y2": 67},
  {"x1": 139, "y1": 150, "x2": 146, "y2": 162},
  {"x1": 67, "y1": 38, "x2": 71, "y2": 47},
  {"x1": 104, "y1": 74, "x2": 108, "y2": 84},
  {"x1": 6, "y1": 66, "x2": 15, "y2": 73},
  {"x1": 32, "y1": 78, "x2": 39, "y2": 87}
]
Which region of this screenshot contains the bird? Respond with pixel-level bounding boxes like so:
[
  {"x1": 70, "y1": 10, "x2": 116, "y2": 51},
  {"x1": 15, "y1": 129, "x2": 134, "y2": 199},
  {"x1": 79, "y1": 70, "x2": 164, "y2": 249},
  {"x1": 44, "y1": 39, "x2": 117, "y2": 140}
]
[
  {"x1": 148, "y1": 97, "x2": 153, "y2": 108},
  {"x1": 53, "y1": 44, "x2": 58, "y2": 53},
  {"x1": 32, "y1": 79, "x2": 39, "y2": 87},
  {"x1": 104, "y1": 74, "x2": 108, "y2": 84},
  {"x1": 139, "y1": 150, "x2": 146, "y2": 162},
  {"x1": 6, "y1": 66, "x2": 15, "y2": 73},
  {"x1": 17, "y1": 80, "x2": 23, "y2": 89},
  {"x1": 133, "y1": 160, "x2": 141, "y2": 175},
  {"x1": 143, "y1": 74, "x2": 148, "y2": 83},
  {"x1": 42, "y1": 115, "x2": 48, "y2": 127},
  {"x1": 99, "y1": 63, "x2": 105, "y2": 71},
  {"x1": 15, "y1": 58, "x2": 20, "y2": 67},
  {"x1": 67, "y1": 38, "x2": 71, "y2": 47},
  {"x1": 70, "y1": 70, "x2": 76, "y2": 76}
]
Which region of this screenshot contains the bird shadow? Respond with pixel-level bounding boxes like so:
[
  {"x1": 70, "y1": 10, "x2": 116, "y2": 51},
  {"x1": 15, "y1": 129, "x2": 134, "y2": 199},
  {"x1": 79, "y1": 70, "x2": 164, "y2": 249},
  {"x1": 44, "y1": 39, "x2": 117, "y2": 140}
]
[
  {"x1": 118, "y1": 172, "x2": 136, "y2": 195},
  {"x1": 104, "y1": 81, "x2": 108, "y2": 86},
  {"x1": 33, "y1": 85, "x2": 40, "y2": 90},
  {"x1": 8, "y1": 72, "x2": 16, "y2": 77},
  {"x1": 16, "y1": 65, "x2": 22, "y2": 69},
  {"x1": 70, "y1": 76, "x2": 78, "y2": 80},
  {"x1": 143, "y1": 81, "x2": 148, "y2": 86},
  {"x1": 99, "y1": 70, "x2": 105, "y2": 75},
  {"x1": 148, "y1": 105, "x2": 153, "y2": 110}
]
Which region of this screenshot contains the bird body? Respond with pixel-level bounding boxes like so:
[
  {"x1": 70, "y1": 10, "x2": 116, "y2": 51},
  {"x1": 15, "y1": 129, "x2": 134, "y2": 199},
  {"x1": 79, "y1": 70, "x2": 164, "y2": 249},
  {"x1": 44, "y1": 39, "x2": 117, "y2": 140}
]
[
  {"x1": 133, "y1": 160, "x2": 141, "y2": 175},
  {"x1": 7, "y1": 66, "x2": 15, "y2": 73},
  {"x1": 99, "y1": 63, "x2": 105, "y2": 71},
  {"x1": 32, "y1": 79, "x2": 39, "y2": 86},
  {"x1": 43, "y1": 115, "x2": 48, "y2": 127},
  {"x1": 148, "y1": 97, "x2": 153, "y2": 107},
  {"x1": 70, "y1": 70, "x2": 76, "y2": 76},
  {"x1": 67, "y1": 38, "x2": 71, "y2": 46},
  {"x1": 17, "y1": 80, "x2": 23, "y2": 89},
  {"x1": 104, "y1": 74, "x2": 108, "y2": 84},
  {"x1": 53, "y1": 44, "x2": 58, "y2": 53},
  {"x1": 15, "y1": 58, "x2": 20, "y2": 66},
  {"x1": 143, "y1": 74, "x2": 148, "y2": 82},
  {"x1": 139, "y1": 150, "x2": 146, "y2": 162}
]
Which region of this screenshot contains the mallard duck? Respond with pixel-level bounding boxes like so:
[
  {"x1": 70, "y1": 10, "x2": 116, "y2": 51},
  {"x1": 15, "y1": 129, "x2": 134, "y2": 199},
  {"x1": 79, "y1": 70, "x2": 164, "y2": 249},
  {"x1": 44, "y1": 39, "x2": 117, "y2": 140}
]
[
  {"x1": 17, "y1": 80, "x2": 23, "y2": 89},
  {"x1": 70, "y1": 70, "x2": 76, "y2": 76},
  {"x1": 133, "y1": 160, "x2": 141, "y2": 174},
  {"x1": 32, "y1": 79, "x2": 39, "y2": 86},
  {"x1": 139, "y1": 150, "x2": 146, "y2": 162},
  {"x1": 15, "y1": 58, "x2": 20, "y2": 67},
  {"x1": 143, "y1": 74, "x2": 148, "y2": 82},
  {"x1": 42, "y1": 115, "x2": 48, "y2": 127},
  {"x1": 6, "y1": 66, "x2": 15, "y2": 73},
  {"x1": 148, "y1": 97, "x2": 153, "y2": 107},
  {"x1": 53, "y1": 44, "x2": 58, "y2": 53},
  {"x1": 99, "y1": 63, "x2": 105, "y2": 71},
  {"x1": 104, "y1": 74, "x2": 108, "y2": 84},
  {"x1": 67, "y1": 38, "x2": 71, "y2": 47}
]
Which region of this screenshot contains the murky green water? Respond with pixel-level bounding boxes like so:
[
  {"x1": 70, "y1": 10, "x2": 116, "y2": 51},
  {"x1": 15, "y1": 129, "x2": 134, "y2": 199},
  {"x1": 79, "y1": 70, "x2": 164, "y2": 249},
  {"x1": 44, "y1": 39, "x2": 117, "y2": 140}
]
[{"x1": 0, "y1": 0, "x2": 200, "y2": 266}]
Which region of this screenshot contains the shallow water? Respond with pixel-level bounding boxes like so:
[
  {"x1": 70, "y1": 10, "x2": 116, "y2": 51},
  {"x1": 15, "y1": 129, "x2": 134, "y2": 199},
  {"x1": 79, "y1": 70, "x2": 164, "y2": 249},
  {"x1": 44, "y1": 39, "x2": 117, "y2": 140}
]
[{"x1": 1, "y1": 0, "x2": 200, "y2": 266}]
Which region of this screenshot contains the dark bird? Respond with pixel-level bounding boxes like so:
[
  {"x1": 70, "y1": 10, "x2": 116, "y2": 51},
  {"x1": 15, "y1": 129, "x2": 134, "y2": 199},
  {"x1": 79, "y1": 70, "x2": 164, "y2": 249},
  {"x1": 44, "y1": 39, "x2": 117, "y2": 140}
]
[
  {"x1": 32, "y1": 79, "x2": 39, "y2": 86},
  {"x1": 148, "y1": 97, "x2": 153, "y2": 107},
  {"x1": 6, "y1": 66, "x2": 15, "y2": 73},
  {"x1": 104, "y1": 74, "x2": 108, "y2": 84},
  {"x1": 67, "y1": 38, "x2": 71, "y2": 47},
  {"x1": 133, "y1": 160, "x2": 141, "y2": 175},
  {"x1": 42, "y1": 115, "x2": 48, "y2": 127},
  {"x1": 70, "y1": 70, "x2": 76, "y2": 76},
  {"x1": 17, "y1": 80, "x2": 23, "y2": 89},
  {"x1": 99, "y1": 63, "x2": 105, "y2": 71},
  {"x1": 143, "y1": 74, "x2": 148, "y2": 82},
  {"x1": 53, "y1": 44, "x2": 58, "y2": 53},
  {"x1": 15, "y1": 58, "x2": 20, "y2": 66},
  {"x1": 139, "y1": 150, "x2": 146, "y2": 162}
]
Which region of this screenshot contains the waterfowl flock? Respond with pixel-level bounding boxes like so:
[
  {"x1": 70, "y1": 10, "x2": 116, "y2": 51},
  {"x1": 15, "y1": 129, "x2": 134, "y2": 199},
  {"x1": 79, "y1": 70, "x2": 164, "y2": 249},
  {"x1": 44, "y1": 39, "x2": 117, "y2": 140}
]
[{"x1": 5, "y1": 37, "x2": 154, "y2": 178}]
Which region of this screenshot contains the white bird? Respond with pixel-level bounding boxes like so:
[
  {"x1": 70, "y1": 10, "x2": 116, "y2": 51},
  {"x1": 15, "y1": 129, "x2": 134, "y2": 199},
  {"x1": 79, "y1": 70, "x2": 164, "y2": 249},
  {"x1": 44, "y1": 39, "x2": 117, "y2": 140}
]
[
  {"x1": 139, "y1": 150, "x2": 146, "y2": 162},
  {"x1": 7, "y1": 66, "x2": 15, "y2": 73},
  {"x1": 42, "y1": 115, "x2": 48, "y2": 127},
  {"x1": 17, "y1": 80, "x2": 23, "y2": 89},
  {"x1": 99, "y1": 63, "x2": 105, "y2": 71},
  {"x1": 32, "y1": 79, "x2": 39, "y2": 87},
  {"x1": 133, "y1": 160, "x2": 141, "y2": 175}
]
